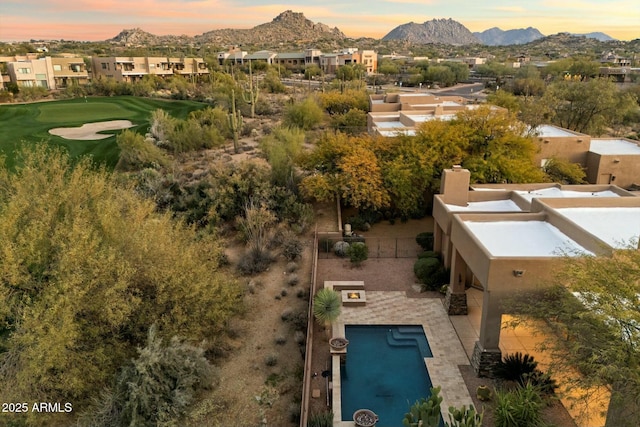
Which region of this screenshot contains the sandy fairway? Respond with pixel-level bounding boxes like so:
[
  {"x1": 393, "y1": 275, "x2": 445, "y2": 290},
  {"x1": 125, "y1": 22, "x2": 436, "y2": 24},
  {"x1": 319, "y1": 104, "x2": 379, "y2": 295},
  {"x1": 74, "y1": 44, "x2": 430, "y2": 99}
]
[{"x1": 48, "y1": 120, "x2": 134, "y2": 140}]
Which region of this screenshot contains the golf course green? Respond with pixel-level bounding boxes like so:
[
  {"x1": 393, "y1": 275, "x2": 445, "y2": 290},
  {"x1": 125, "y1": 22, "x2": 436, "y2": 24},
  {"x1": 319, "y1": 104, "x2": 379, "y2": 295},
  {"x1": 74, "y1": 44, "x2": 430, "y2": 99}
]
[{"x1": 0, "y1": 96, "x2": 208, "y2": 169}]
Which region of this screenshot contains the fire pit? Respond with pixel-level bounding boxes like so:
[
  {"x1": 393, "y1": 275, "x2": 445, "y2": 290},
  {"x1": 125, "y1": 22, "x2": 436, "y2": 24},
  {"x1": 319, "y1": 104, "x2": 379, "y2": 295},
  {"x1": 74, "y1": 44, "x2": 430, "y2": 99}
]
[
  {"x1": 353, "y1": 409, "x2": 378, "y2": 427},
  {"x1": 341, "y1": 289, "x2": 366, "y2": 306}
]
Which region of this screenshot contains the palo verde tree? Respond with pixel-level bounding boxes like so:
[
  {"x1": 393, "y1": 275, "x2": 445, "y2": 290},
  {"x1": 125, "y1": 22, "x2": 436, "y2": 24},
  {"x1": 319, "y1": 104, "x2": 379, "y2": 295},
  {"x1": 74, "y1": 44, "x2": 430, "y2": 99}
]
[
  {"x1": 0, "y1": 146, "x2": 241, "y2": 426},
  {"x1": 542, "y1": 77, "x2": 638, "y2": 136},
  {"x1": 506, "y1": 245, "x2": 640, "y2": 427}
]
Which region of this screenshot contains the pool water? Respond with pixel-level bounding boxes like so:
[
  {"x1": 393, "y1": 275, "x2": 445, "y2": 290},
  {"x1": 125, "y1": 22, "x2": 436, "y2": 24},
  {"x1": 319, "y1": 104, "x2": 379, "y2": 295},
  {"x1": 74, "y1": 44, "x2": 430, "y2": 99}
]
[{"x1": 340, "y1": 325, "x2": 435, "y2": 427}]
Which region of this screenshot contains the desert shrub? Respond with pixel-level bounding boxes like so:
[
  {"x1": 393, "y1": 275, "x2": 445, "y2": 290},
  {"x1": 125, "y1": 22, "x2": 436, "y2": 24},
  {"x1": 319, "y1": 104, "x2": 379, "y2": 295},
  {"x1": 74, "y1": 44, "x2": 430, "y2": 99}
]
[
  {"x1": 414, "y1": 257, "x2": 449, "y2": 291},
  {"x1": 280, "y1": 288, "x2": 288, "y2": 297},
  {"x1": 115, "y1": 129, "x2": 170, "y2": 171},
  {"x1": 281, "y1": 307, "x2": 294, "y2": 321},
  {"x1": 288, "y1": 402, "x2": 301, "y2": 423},
  {"x1": 293, "y1": 330, "x2": 305, "y2": 345},
  {"x1": 284, "y1": 96, "x2": 324, "y2": 130},
  {"x1": 286, "y1": 261, "x2": 299, "y2": 273},
  {"x1": 82, "y1": 324, "x2": 215, "y2": 427},
  {"x1": 275, "y1": 335, "x2": 287, "y2": 345},
  {"x1": 346, "y1": 242, "x2": 368, "y2": 266},
  {"x1": 416, "y1": 232, "x2": 434, "y2": 251},
  {"x1": 333, "y1": 241, "x2": 350, "y2": 257},
  {"x1": 288, "y1": 310, "x2": 308, "y2": 331},
  {"x1": 282, "y1": 238, "x2": 304, "y2": 261},
  {"x1": 308, "y1": 411, "x2": 334, "y2": 427},
  {"x1": 494, "y1": 383, "x2": 543, "y2": 427},
  {"x1": 296, "y1": 288, "x2": 307, "y2": 299},
  {"x1": 237, "y1": 249, "x2": 274, "y2": 275},
  {"x1": 287, "y1": 274, "x2": 300, "y2": 286},
  {"x1": 264, "y1": 354, "x2": 278, "y2": 367}
]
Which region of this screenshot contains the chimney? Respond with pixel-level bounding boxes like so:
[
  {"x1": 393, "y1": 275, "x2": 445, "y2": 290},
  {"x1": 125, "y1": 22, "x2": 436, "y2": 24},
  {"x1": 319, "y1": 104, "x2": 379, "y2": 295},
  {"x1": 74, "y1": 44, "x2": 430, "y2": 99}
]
[{"x1": 440, "y1": 165, "x2": 470, "y2": 206}]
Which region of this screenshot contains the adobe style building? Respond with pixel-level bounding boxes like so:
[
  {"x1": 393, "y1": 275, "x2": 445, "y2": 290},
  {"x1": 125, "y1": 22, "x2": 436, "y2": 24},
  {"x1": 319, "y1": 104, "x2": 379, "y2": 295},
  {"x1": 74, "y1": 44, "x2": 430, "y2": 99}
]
[
  {"x1": 533, "y1": 124, "x2": 640, "y2": 188},
  {"x1": 0, "y1": 55, "x2": 88, "y2": 89},
  {"x1": 91, "y1": 56, "x2": 209, "y2": 83},
  {"x1": 367, "y1": 92, "x2": 488, "y2": 137},
  {"x1": 432, "y1": 166, "x2": 640, "y2": 376}
]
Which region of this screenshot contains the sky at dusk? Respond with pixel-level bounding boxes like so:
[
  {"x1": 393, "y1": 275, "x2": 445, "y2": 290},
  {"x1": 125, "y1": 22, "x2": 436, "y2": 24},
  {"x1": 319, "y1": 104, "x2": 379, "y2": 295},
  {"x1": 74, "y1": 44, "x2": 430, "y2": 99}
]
[{"x1": 2, "y1": 0, "x2": 639, "y2": 42}]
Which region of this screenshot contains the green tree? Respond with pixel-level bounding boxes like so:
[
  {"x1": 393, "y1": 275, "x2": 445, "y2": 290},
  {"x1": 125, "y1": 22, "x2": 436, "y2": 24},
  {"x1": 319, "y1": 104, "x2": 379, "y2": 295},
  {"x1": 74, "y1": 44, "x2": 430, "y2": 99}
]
[
  {"x1": 507, "y1": 246, "x2": 640, "y2": 426},
  {"x1": 284, "y1": 96, "x2": 324, "y2": 130},
  {"x1": 543, "y1": 77, "x2": 638, "y2": 135},
  {"x1": 260, "y1": 126, "x2": 304, "y2": 189},
  {"x1": 0, "y1": 147, "x2": 241, "y2": 425},
  {"x1": 543, "y1": 157, "x2": 587, "y2": 184}
]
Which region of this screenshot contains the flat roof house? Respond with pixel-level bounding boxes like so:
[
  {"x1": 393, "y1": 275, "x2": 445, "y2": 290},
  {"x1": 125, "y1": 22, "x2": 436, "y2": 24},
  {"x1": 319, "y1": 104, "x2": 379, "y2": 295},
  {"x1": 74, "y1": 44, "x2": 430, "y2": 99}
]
[{"x1": 432, "y1": 167, "x2": 639, "y2": 379}]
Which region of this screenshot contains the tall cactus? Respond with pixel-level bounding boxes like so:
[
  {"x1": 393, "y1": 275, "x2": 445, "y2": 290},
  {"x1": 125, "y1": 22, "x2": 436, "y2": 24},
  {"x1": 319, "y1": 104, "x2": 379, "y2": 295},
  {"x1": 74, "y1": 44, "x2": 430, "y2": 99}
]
[
  {"x1": 242, "y1": 60, "x2": 259, "y2": 118},
  {"x1": 228, "y1": 89, "x2": 242, "y2": 154},
  {"x1": 402, "y1": 386, "x2": 443, "y2": 427}
]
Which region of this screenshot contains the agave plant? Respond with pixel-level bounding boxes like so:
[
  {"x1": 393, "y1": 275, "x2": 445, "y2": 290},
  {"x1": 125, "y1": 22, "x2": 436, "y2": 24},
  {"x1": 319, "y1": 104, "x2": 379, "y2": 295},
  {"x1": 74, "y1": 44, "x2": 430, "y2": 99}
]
[
  {"x1": 312, "y1": 288, "x2": 341, "y2": 332},
  {"x1": 494, "y1": 352, "x2": 538, "y2": 383}
]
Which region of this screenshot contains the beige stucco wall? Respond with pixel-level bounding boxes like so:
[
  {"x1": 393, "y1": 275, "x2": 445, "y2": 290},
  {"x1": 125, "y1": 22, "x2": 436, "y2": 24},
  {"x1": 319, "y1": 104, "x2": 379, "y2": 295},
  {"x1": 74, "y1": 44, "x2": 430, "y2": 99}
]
[
  {"x1": 586, "y1": 151, "x2": 640, "y2": 188},
  {"x1": 534, "y1": 135, "x2": 591, "y2": 167}
]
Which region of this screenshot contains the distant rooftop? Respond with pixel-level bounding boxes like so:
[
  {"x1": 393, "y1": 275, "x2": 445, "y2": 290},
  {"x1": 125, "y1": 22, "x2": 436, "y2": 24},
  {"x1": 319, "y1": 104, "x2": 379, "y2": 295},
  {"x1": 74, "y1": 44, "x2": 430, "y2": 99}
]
[
  {"x1": 589, "y1": 139, "x2": 640, "y2": 155},
  {"x1": 555, "y1": 207, "x2": 640, "y2": 248},
  {"x1": 535, "y1": 125, "x2": 581, "y2": 138},
  {"x1": 514, "y1": 188, "x2": 620, "y2": 202},
  {"x1": 378, "y1": 130, "x2": 416, "y2": 137},
  {"x1": 446, "y1": 199, "x2": 522, "y2": 212},
  {"x1": 464, "y1": 220, "x2": 592, "y2": 257}
]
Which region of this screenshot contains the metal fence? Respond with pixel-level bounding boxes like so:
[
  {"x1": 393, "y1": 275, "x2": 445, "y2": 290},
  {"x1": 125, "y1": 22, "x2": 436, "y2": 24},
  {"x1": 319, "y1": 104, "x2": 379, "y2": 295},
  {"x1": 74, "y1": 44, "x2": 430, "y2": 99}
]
[{"x1": 317, "y1": 236, "x2": 421, "y2": 259}]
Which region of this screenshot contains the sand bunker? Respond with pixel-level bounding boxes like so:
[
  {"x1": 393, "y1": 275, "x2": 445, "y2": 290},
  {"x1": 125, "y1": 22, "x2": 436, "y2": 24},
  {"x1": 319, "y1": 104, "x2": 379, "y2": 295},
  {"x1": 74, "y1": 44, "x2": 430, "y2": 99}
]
[{"x1": 48, "y1": 120, "x2": 134, "y2": 140}]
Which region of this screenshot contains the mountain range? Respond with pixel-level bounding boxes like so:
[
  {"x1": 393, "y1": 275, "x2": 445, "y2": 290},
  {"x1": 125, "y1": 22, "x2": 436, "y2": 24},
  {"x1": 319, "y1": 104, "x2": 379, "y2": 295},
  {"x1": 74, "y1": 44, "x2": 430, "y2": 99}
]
[{"x1": 107, "y1": 11, "x2": 617, "y2": 47}]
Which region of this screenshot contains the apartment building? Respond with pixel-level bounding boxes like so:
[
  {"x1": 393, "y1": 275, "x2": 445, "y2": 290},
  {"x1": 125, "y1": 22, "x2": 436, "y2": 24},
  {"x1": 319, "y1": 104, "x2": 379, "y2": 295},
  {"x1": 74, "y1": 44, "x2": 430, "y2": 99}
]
[
  {"x1": 6, "y1": 57, "x2": 56, "y2": 89},
  {"x1": 91, "y1": 56, "x2": 209, "y2": 82},
  {"x1": 51, "y1": 57, "x2": 89, "y2": 87},
  {"x1": 0, "y1": 55, "x2": 87, "y2": 89},
  {"x1": 319, "y1": 48, "x2": 377, "y2": 75}
]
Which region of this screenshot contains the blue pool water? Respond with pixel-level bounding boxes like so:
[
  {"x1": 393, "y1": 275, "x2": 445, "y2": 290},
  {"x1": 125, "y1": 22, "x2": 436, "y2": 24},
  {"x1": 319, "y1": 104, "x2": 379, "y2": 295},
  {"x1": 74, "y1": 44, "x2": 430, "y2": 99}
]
[{"x1": 340, "y1": 325, "x2": 435, "y2": 427}]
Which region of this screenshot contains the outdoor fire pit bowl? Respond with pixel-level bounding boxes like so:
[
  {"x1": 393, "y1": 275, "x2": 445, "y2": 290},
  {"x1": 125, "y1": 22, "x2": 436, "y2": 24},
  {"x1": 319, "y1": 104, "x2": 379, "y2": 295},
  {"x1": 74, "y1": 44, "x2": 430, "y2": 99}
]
[
  {"x1": 329, "y1": 337, "x2": 349, "y2": 351},
  {"x1": 353, "y1": 409, "x2": 378, "y2": 427}
]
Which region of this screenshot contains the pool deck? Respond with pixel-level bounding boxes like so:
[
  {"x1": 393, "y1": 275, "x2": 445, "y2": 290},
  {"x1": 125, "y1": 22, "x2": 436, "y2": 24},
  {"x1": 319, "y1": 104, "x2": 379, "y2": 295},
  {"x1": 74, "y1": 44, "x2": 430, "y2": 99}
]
[{"x1": 326, "y1": 284, "x2": 473, "y2": 426}]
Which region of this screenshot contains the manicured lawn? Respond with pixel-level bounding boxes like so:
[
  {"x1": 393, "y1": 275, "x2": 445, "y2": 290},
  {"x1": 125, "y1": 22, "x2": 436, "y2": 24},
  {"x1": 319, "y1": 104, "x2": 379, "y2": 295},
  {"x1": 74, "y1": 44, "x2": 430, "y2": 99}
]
[{"x1": 0, "y1": 96, "x2": 207, "y2": 169}]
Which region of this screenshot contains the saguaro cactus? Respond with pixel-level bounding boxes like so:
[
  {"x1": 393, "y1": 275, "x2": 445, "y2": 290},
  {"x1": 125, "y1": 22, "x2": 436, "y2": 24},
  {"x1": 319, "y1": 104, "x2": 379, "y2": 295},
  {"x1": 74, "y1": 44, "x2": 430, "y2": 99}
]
[
  {"x1": 228, "y1": 89, "x2": 243, "y2": 153},
  {"x1": 242, "y1": 61, "x2": 259, "y2": 118}
]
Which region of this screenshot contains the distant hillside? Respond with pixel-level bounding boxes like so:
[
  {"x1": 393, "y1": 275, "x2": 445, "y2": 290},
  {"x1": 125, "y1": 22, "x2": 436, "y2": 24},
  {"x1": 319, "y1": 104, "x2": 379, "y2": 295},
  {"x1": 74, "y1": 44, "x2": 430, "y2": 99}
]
[
  {"x1": 573, "y1": 32, "x2": 616, "y2": 41},
  {"x1": 474, "y1": 27, "x2": 544, "y2": 46},
  {"x1": 382, "y1": 18, "x2": 480, "y2": 45},
  {"x1": 196, "y1": 10, "x2": 345, "y2": 45},
  {"x1": 107, "y1": 11, "x2": 346, "y2": 47}
]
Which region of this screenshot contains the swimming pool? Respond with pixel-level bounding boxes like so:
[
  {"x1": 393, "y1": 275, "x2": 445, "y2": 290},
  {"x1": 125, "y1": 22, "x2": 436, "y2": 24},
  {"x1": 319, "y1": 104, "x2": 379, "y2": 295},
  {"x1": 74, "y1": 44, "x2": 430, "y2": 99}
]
[{"x1": 340, "y1": 325, "x2": 435, "y2": 427}]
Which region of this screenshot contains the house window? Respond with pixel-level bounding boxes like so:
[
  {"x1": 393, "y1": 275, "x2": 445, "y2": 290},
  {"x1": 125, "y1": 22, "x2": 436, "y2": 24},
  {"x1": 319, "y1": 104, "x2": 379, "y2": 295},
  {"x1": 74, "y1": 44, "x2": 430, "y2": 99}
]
[
  {"x1": 18, "y1": 68, "x2": 31, "y2": 74},
  {"x1": 101, "y1": 63, "x2": 110, "y2": 70},
  {"x1": 53, "y1": 64, "x2": 62, "y2": 71},
  {"x1": 36, "y1": 74, "x2": 46, "y2": 80}
]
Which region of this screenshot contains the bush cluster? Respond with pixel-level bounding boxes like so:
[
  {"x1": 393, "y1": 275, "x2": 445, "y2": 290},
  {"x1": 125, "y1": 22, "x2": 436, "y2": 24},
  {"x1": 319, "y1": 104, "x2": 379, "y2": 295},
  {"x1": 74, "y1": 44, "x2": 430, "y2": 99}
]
[{"x1": 414, "y1": 252, "x2": 449, "y2": 291}]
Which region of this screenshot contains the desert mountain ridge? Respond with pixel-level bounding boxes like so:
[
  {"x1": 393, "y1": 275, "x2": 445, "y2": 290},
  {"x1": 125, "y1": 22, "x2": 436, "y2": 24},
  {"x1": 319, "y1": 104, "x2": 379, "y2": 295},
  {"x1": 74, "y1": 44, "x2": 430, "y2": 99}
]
[{"x1": 106, "y1": 10, "x2": 618, "y2": 47}]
